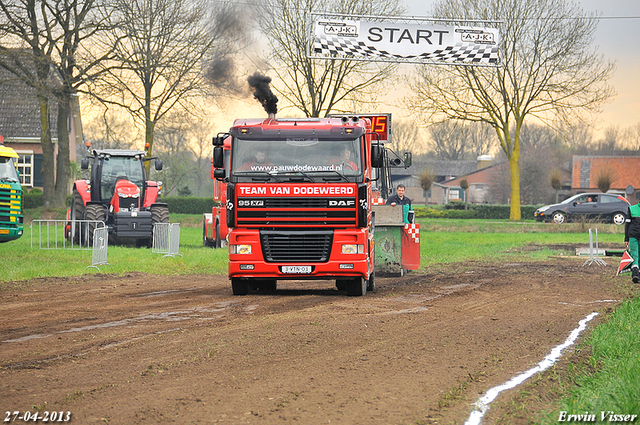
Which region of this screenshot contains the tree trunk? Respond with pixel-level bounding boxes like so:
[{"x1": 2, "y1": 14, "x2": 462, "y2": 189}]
[
  {"x1": 54, "y1": 93, "x2": 71, "y2": 208},
  {"x1": 508, "y1": 153, "x2": 521, "y2": 220},
  {"x1": 39, "y1": 95, "x2": 55, "y2": 208}
]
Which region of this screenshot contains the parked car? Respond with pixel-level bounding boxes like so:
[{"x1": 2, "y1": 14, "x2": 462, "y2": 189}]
[{"x1": 534, "y1": 193, "x2": 630, "y2": 225}]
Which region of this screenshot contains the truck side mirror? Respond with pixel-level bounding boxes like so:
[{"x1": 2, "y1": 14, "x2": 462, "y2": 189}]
[
  {"x1": 213, "y1": 169, "x2": 226, "y2": 179},
  {"x1": 403, "y1": 152, "x2": 412, "y2": 168},
  {"x1": 213, "y1": 146, "x2": 224, "y2": 168},
  {"x1": 155, "y1": 158, "x2": 163, "y2": 171},
  {"x1": 81, "y1": 158, "x2": 89, "y2": 170},
  {"x1": 371, "y1": 144, "x2": 383, "y2": 168}
]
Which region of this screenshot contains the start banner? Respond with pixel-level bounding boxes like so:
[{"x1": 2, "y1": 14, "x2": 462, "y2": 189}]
[{"x1": 310, "y1": 16, "x2": 501, "y2": 66}]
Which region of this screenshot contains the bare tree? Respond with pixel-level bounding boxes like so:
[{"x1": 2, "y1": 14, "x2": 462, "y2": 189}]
[
  {"x1": 258, "y1": 0, "x2": 404, "y2": 117},
  {"x1": 391, "y1": 120, "x2": 423, "y2": 154},
  {"x1": 409, "y1": 0, "x2": 615, "y2": 219},
  {"x1": 88, "y1": 0, "x2": 249, "y2": 171},
  {"x1": 428, "y1": 120, "x2": 468, "y2": 160},
  {"x1": 0, "y1": 0, "x2": 110, "y2": 207}
]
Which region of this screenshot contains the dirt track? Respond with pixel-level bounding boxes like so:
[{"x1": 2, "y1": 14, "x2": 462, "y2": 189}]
[{"x1": 0, "y1": 258, "x2": 636, "y2": 424}]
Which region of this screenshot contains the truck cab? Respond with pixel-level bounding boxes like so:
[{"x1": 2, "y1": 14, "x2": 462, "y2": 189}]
[
  {"x1": 0, "y1": 142, "x2": 24, "y2": 242},
  {"x1": 213, "y1": 116, "x2": 377, "y2": 295}
]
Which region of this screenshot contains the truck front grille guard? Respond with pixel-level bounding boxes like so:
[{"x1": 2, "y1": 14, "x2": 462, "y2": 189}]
[{"x1": 260, "y1": 230, "x2": 333, "y2": 263}]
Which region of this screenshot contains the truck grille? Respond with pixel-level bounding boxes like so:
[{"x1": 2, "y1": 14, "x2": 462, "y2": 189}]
[
  {"x1": 260, "y1": 230, "x2": 333, "y2": 263},
  {"x1": 237, "y1": 197, "x2": 356, "y2": 227}
]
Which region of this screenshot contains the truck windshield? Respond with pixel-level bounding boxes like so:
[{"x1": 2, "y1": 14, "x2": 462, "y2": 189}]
[
  {"x1": 231, "y1": 138, "x2": 362, "y2": 179},
  {"x1": 0, "y1": 157, "x2": 20, "y2": 182}
]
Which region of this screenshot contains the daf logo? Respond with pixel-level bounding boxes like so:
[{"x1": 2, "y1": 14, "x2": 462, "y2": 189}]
[
  {"x1": 329, "y1": 200, "x2": 355, "y2": 207},
  {"x1": 238, "y1": 199, "x2": 265, "y2": 207}
]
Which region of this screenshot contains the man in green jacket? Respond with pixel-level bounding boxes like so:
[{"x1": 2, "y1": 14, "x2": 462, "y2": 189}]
[{"x1": 624, "y1": 202, "x2": 640, "y2": 283}]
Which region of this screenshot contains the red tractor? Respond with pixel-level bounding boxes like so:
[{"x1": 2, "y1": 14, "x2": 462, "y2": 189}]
[{"x1": 67, "y1": 148, "x2": 168, "y2": 246}]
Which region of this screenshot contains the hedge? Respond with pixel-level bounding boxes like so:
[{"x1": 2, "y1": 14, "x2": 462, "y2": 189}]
[
  {"x1": 161, "y1": 197, "x2": 219, "y2": 214},
  {"x1": 414, "y1": 204, "x2": 541, "y2": 220}
]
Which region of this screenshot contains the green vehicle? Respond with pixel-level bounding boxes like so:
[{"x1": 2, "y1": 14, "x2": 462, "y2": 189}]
[{"x1": 0, "y1": 142, "x2": 23, "y2": 242}]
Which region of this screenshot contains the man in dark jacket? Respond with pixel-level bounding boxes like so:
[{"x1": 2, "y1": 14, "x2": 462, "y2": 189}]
[
  {"x1": 386, "y1": 184, "x2": 412, "y2": 207},
  {"x1": 624, "y1": 202, "x2": 640, "y2": 283}
]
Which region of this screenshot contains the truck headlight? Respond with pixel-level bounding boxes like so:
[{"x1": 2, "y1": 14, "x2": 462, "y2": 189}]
[
  {"x1": 230, "y1": 244, "x2": 251, "y2": 254},
  {"x1": 342, "y1": 244, "x2": 364, "y2": 254}
]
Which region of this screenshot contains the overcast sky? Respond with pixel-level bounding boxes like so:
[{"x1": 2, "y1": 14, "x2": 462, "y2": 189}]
[{"x1": 401, "y1": 0, "x2": 640, "y2": 136}]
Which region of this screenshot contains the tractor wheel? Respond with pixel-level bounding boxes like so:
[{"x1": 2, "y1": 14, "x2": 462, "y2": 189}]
[
  {"x1": 149, "y1": 205, "x2": 170, "y2": 247},
  {"x1": 151, "y1": 204, "x2": 170, "y2": 224},
  {"x1": 346, "y1": 277, "x2": 367, "y2": 297},
  {"x1": 69, "y1": 191, "x2": 85, "y2": 245},
  {"x1": 84, "y1": 204, "x2": 107, "y2": 246}
]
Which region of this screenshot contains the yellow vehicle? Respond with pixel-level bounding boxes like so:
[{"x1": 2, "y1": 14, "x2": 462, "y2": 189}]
[{"x1": 0, "y1": 140, "x2": 24, "y2": 242}]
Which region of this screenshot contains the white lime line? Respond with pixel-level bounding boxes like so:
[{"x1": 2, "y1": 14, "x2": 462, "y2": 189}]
[{"x1": 464, "y1": 312, "x2": 599, "y2": 425}]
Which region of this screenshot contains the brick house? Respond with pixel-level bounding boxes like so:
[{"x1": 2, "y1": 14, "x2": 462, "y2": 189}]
[
  {"x1": 572, "y1": 155, "x2": 640, "y2": 202},
  {"x1": 0, "y1": 68, "x2": 82, "y2": 190}
]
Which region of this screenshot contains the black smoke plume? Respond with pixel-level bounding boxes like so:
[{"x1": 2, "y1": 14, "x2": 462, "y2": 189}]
[{"x1": 248, "y1": 72, "x2": 278, "y2": 116}]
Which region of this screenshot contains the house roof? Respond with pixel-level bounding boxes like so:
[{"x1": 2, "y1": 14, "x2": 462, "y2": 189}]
[
  {"x1": 0, "y1": 66, "x2": 58, "y2": 139},
  {"x1": 441, "y1": 161, "x2": 508, "y2": 187},
  {"x1": 390, "y1": 159, "x2": 479, "y2": 178}
]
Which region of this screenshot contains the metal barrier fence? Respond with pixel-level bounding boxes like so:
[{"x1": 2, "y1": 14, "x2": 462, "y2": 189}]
[
  {"x1": 583, "y1": 228, "x2": 606, "y2": 266},
  {"x1": 89, "y1": 227, "x2": 110, "y2": 270},
  {"x1": 30, "y1": 219, "x2": 105, "y2": 250},
  {"x1": 152, "y1": 223, "x2": 182, "y2": 257}
]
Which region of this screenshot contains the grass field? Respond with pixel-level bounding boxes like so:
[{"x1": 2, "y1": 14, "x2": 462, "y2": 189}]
[{"x1": 1, "y1": 215, "x2": 626, "y2": 283}]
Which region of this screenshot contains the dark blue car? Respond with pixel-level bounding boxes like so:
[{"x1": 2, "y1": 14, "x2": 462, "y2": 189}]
[{"x1": 534, "y1": 193, "x2": 630, "y2": 225}]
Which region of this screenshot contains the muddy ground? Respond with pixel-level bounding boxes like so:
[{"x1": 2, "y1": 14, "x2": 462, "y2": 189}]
[{"x1": 1, "y1": 255, "x2": 637, "y2": 424}]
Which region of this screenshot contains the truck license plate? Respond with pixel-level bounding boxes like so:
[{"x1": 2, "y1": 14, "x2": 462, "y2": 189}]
[{"x1": 281, "y1": 266, "x2": 312, "y2": 274}]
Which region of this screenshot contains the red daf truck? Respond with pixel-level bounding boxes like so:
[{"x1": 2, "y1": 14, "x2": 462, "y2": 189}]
[{"x1": 209, "y1": 114, "x2": 416, "y2": 296}]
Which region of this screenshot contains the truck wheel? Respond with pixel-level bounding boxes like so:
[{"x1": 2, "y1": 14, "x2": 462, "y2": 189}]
[
  {"x1": 367, "y1": 272, "x2": 376, "y2": 292},
  {"x1": 70, "y1": 191, "x2": 85, "y2": 245},
  {"x1": 336, "y1": 279, "x2": 349, "y2": 292},
  {"x1": 215, "y1": 221, "x2": 221, "y2": 248},
  {"x1": 346, "y1": 277, "x2": 367, "y2": 297},
  {"x1": 231, "y1": 278, "x2": 250, "y2": 295},
  {"x1": 253, "y1": 279, "x2": 277, "y2": 293},
  {"x1": 203, "y1": 220, "x2": 214, "y2": 247},
  {"x1": 84, "y1": 204, "x2": 106, "y2": 246}
]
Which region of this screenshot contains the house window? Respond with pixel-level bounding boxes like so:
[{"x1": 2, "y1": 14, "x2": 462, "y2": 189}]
[{"x1": 16, "y1": 152, "x2": 33, "y2": 187}]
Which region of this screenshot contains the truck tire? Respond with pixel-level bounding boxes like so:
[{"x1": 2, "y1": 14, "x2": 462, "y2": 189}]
[
  {"x1": 70, "y1": 191, "x2": 85, "y2": 245},
  {"x1": 367, "y1": 271, "x2": 376, "y2": 292},
  {"x1": 231, "y1": 278, "x2": 250, "y2": 295},
  {"x1": 346, "y1": 277, "x2": 367, "y2": 297},
  {"x1": 84, "y1": 204, "x2": 106, "y2": 246},
  {"x1": 203, "y1": 220, "x2": 214, "y2": 247},
  {"x1": 215, "y1": 221, "x2": 222, "y2": 248}
]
